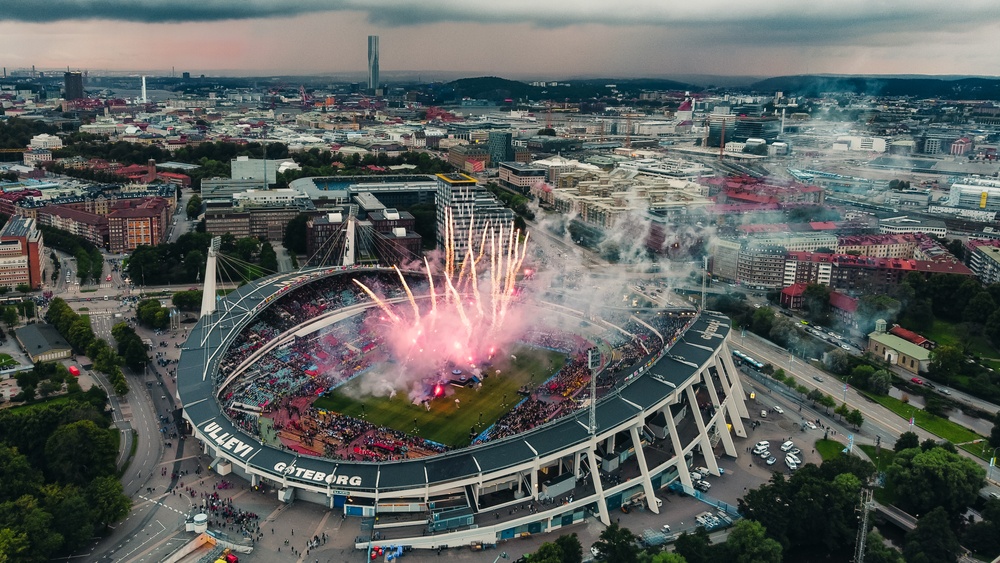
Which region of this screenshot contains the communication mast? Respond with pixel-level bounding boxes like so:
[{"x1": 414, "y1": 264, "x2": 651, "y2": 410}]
[{"x1": 853, "y1": 487, "x2": 875, "y2": 562}]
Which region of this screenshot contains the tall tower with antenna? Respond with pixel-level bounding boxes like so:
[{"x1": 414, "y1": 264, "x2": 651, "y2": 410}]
[{"x1": 367, "y1": 35, "x2": 380, "y2": 92}]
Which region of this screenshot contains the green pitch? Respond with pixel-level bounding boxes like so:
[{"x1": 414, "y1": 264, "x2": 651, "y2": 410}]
[{"x1": 313, "y1": 346, "x2": 567, "y2": 447}]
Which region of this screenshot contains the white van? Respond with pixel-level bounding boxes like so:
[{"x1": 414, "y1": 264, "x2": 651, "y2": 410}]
[
  {"x1": 785, "y1": 456, "x2": 799, "y2": 470},
  {"x1": 755, "y1": 440, "x2": 769, "y2": 450},
  {"x1": 689, "y1": 471, "x2": 703, "y2": 481},
  {"x1": 780, "y1": 441, "x2": 794, "y2": 452},
  {"x1": 753, "y1": 444, "x2": 768, "y2": 455},
  {"x1": 785, "y1": 453, "x2": 802, "y2": 465}
]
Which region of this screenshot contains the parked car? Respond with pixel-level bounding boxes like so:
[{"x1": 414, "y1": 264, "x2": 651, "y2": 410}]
[
  {"x1": 766, "y1": 456, "x2": 777, "y2": 465},
  {"x1": 780, "y1": 440, "x2": 794, "y2": 452},
  {"x1": 759, "y1": 450, "x2": 771, "y2": 459},
  {"x1": 773, "y1": 405, "x2": 784, "y2": 414},
  {"x1": 760, "y1": 410, "x2": 768, "y2": 418},
  {"x1": 911, "y1": 377, "x2": 924, "y2": 385},
  {"x1": 789, "y1": 447, "x2": 802, "y2": 457}
]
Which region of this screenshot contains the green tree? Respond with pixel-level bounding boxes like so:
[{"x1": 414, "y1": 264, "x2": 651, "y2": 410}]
[
  {"x1": 2, "y1": 306, "x2": 18, "y2": 328},
  {"x1": 44, "y1": 420, "x2": 117, "y2": 486},
  {"x1": 85, "y1": 476, "x2": 131, "y2": 530},
  {"x1": 864, "y1": 531, "x2": 904, "y2": 563},
  {"x1": 963, "y1": 291, "x2": 995, "y2": 325},
  {"x1": 674, "y1": 527, "x2": 714, "y2": 563},
  {"x1": 0, "y1": 444, "x2": 42, "y2": 503},
  {"x1": 259, "y1": 240, "x2": 278, "y2": 273},
  {"x1": 531, "y1": 541, "x2": 566, "y2": 563},
  {"x1": 903, "y1": 299, "x2": 935, "y2": 332},
  {"x1": 824, "y1": 349, "x2": 852, "y2": 375},
  {"x1": 591, "y1": 523, "x2": 639, "y2": 563},
  {"x1": 186, "y1": 193, "x2": 202, "y2": 219},
  {"x1": 886, "y1": 446, "x2": 985, "y2": 517},
  {"x1": 723, "y1": 520, "x2": 782, "y2": 563},
  {"x1": 894, "y1": 431, "x2": 920, "y2": 452},
  {"x1": 642, "y1": 553, "x2": 688, "y2": 563},
  {"x1": 172, "y1": 290, "x2": 203, "y2": 311},
  {"x1": 801, "y1": 283, "x2": 831, "y2": 324},
  {"x1": 868, "y1": 369, "x2": 892, "y2": 395},
  {"x1": 990, "y1": 410, "x2": 1000, "y2": 448},
  {"x1": 283, "y1": 213, "x2": 310, "y2": 255},
  {"x1": 849, "y1": 365, "x2": 875, "y2": 389},
  {"x1": 928, "y1": 345, "x2": 964, "y2": 383},
  {"x1": 903, "y1": 507, "x2": 960, "y2": 563},
  {"x1": 845, "y1": 408, "x2": 864, "y2": 429},
  {"x1": 554, "y1": 533, "x2": 583, "y2": 563}
]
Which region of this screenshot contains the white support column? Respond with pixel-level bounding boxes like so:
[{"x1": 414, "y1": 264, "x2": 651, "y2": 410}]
[
  {"x1": 713, "y1": 355, "x2": 748, "y2": 439},
  {"x1": 714, "y1": 401, "x2": 739, "y2": 459},
  {"x1": 664, "y1": 405, "x2": 694, "y2": 490},
  {"x1": 701, "y1": 363, "x2": 739, "y2": 457},
  {"x1": 586, "y1": 445, "x2": 611, "y2": 525},
  {"x1": 574, "y1": 451, "x2": 582, "y2": 478},
  {"x1": 720, "y1": 341, "x2": 750, "y2": 419},
  {"x1": 702, "y1": 366, "x2": 723, "y2": 411},
  {"x1": 685, "y1": 385, "x2": 720, "y2": 477},
  {"x1": 530, "y1": 461, "x2": 539, "y2": 501},
  {"x1": 199, "y1": 236, "x2": 221, "y2": 318},
  {"x1": 629, "y1": 425, "x2": 660, "y2": 514},
  {"x1": 606, "y1": 434, "x2": 616, "y2": 456}
]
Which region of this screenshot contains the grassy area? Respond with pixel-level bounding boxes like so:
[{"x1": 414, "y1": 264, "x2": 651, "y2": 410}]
[
  {"x1": 815, "y1": 439, "x2": 845, "y2": 461},
  {"x1": 862, "y1": 392, "x2": 987, "y2": 458},
  {"x1": 858, "y1": 444, "x2": 895, "y2": 470},
  {"x1": 923, "y1": 319, "x2": 999, "y2": 358},
  {"x1": 0, "y1": 353, "x2": 17, "y2": 368},
  {"x1": 314, "y1": 346, "x2": 566, "y2": 447}
]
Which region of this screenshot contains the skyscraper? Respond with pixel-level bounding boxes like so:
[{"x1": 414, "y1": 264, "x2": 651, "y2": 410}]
[
  {"x1": 367, "y1": 35, "x2": 380, "y2": 91},
  {"x1": 64, "y1": 71, "x2": 84, "y2": 100}
]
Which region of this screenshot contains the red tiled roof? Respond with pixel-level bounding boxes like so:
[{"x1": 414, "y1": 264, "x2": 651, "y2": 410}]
[
  {"x1": 829, "y1": 291, "x2": 858, "y2": 313},
  {"x1": 889, "y1": 326, "x2": 929, "y2": 346},
  {"x1": 781, "y1": 283, "x2": 808, "y2": 297}
]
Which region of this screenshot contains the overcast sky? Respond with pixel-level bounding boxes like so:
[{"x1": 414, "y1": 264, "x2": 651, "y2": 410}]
[{"x1": 1, "y1": 1, "x2": 998, "y2": 79}]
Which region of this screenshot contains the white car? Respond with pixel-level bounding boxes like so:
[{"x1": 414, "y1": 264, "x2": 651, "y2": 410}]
[
  {"x1": 841, "y1": 344, "x2": 851, "y2": 350},
  {"x1": 755, "y1": 440, "x2": 770, "y2": 449},
  {"x1": 759, "y1": 450, "x2": 771, "y2": 459},
  {"x1": 780, "y1": 441, "x2": 794, "y2": 452},
  {"x1": 805, "y1": 421, "x2": 817, "y2": 430},
  {"x1": 766, "y1": 456, "x2": 777, "y2": 465},
  {"x1": 760, "y1": 410, "x2": 768, "y2": 418},
  {"x1": 773, "y1": 405, "x2": 784, "y2": 414}
]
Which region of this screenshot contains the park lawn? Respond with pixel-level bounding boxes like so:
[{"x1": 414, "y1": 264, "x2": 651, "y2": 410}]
[
  {"x1": 923, "y1": 319, "x2": 998, "y2": 358},
  {"x1": 815, "y1": 439, "x2": 845, "y2": 462},
  {"x1": 0, "y1": 353, "x2": 17, "y2": 368},
  {"x1": 862, "y1": 392, "x2": 987, "y2": 458},
  {"x1": 314, "y1": 346, "x2": 566, "y2": 447},
  {"x1": 858, "y1": 444, "x2": 895, "y2": 469}
]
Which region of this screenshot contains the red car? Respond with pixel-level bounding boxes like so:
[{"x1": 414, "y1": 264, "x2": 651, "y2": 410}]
[{"x1": 911, "y1": 377, "x2": 923, "y2": 385}]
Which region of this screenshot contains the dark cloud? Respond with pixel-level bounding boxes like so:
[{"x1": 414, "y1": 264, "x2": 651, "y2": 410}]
[{"x1": 1, "y1": 0, "x2": 997, "y2": 50}]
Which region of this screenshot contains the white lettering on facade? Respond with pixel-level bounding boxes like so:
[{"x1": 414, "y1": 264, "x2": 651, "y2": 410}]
[
  {"x1": 201, "y1": 422, "x2": 255, "y2": 459},
  {"x1": 272, "y1": 463, "x2": 360, "y2": 486},
  {"x1": 701, "y1": 321, "x2": 721, "y2": 340}
]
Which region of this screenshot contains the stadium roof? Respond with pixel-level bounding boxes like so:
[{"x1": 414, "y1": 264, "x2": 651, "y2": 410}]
[{"x1": 177, "y1": 266, "x2": 729, "y2": 492}]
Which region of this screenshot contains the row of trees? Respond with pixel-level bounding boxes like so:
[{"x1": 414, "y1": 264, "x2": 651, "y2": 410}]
[
  {"x1": 111, "y1": 323, "x2": 150, "y2": 373},
  {"x1": 45, "y1": 299, "x2": 128, "y2": 395},
  {"x1": 0, "y1": 384, "x2": 131, "y2": 561},
  {"x1": 37, "y1": 225, "x2": 104, "y2": 284},
  {"x1": 126, "y1": 232, "x2": 277, "y2": 286}
]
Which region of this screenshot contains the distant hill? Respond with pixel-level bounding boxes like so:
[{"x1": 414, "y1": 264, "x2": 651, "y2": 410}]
[
  {"x1": 444, "y1": 76, "x2": 697, "y2": 103},
  {"x1": 749, "y1": 75, "x2": 1000, "y2": 100}
]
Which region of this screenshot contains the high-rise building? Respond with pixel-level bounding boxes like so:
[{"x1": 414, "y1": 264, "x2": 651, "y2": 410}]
[
  {"x1": 0, "y1": 216, "x2": 44, "y2": 290},
  {"x1": 434, "y1": 173, "x2": 514, "y2": 251},
  {"x1": 367, "y1": 35, "x2": 380, "y2": 91},
  {"x1": 64, "y1": 71, "x2": 84, "y2": 100},
  {"x1": 487, "y1": 132, "x2": 514, "y2": 168}
]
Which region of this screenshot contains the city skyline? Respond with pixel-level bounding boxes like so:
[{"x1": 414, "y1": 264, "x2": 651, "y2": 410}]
[{"x1": 1, "y1": 1, "x2": 999, "y2": 79}]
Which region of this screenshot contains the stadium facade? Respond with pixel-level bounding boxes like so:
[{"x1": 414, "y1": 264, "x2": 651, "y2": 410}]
[{"x1": 177, "y1": 265, "x2": 751, "y2": 550}]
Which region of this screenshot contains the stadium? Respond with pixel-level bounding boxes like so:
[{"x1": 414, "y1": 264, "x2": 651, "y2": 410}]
[{"x1": 177, "y1": 236, "x2": 751, "y2": 551}]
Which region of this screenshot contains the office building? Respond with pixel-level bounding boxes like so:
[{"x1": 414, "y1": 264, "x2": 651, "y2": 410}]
[
  {"x1": 0, "y1": 216, "x2": 44, "y2": 290},
  {"x1": 107, "y1": 198, "x2": 171, "y2": 254},
  {"x1": 64, "y1": 71, "x2": 84, "y2": 100},
  {"x1": 487, "y1": 132, "x2": 514, "y2": 168},
  {"x1": 368, "y1": 35, "x2": 380, "y2": 91},
  {"x1": 434, "y1": 173, "x2": 514, "y2": 252}
]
